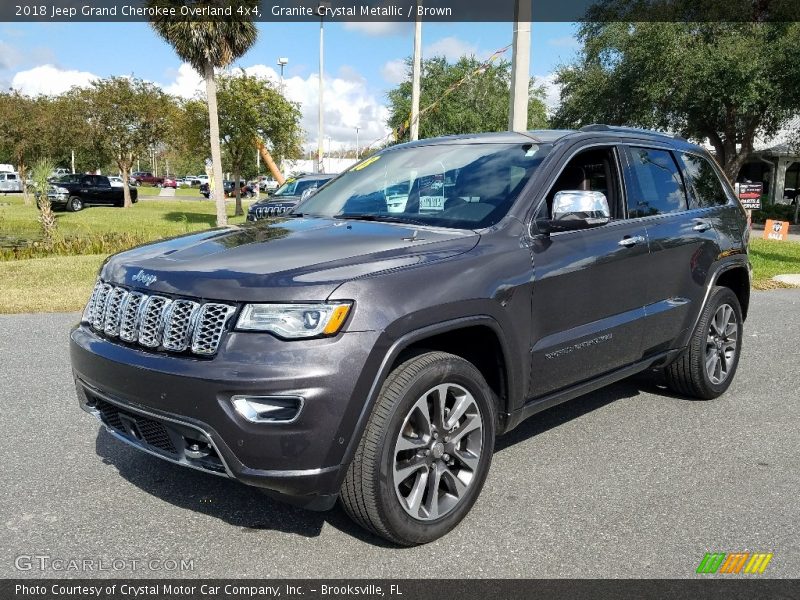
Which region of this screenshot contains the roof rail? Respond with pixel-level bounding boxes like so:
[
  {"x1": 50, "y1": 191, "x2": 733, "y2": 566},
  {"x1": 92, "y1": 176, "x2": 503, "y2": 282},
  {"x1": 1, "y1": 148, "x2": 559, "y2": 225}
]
[{"x1": 578, "y1": 124, "x2": 686, "y2": 141}]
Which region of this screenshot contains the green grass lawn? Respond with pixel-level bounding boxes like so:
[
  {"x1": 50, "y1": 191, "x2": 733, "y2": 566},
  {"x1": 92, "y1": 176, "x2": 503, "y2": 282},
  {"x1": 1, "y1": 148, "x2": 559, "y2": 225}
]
[
  {"x1": 749, "y1": 238, "x2": 800, "y2": 289},
  {"x1": 0, "y1": 194, "x2": 250, "y2": 242},
  {"x1": 1, "y1": 197, "x2": 798, "y2": 313}
]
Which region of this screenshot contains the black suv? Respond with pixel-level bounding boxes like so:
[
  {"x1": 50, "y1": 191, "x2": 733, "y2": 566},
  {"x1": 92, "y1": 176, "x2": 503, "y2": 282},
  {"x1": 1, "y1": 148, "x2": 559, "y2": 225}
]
[
  {"x1": 50, "y1": 174, "x2": 137, "y2": 212},
  {"x1": 247, "y1": 173, "x2": 335, "y2": 221},
  {"x1": 71, "y1": 127, "x2": 750, "y2": 545}
]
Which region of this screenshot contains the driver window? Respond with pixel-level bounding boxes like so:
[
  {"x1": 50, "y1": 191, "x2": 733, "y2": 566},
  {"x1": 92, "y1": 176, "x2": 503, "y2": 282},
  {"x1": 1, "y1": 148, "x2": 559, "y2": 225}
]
[{"x1": 546, "y1": 147, "x2": 621, "y2": 219}]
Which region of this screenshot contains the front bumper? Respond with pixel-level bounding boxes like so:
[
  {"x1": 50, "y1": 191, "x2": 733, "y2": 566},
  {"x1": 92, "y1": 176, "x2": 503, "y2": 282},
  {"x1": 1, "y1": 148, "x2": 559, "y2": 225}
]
[{"x1": 70, "y1": 324, "x2": 383, "y2": 508}]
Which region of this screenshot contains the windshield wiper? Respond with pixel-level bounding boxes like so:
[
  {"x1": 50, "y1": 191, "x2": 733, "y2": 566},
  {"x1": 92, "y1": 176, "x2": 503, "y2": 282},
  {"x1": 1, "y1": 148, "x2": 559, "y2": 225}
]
[{"x1": 334, "y1": 214, "x2": 430, "y2": 227}]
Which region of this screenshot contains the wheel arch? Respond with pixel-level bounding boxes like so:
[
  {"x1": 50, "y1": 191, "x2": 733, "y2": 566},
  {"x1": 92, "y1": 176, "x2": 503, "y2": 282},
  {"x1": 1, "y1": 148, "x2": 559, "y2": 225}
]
[
  {"x1": 715, "y1": 264, "x2": 751, "y2": 321},
  {"x1": 337, "y1": 316, "x2": 518, "y2": 482}
]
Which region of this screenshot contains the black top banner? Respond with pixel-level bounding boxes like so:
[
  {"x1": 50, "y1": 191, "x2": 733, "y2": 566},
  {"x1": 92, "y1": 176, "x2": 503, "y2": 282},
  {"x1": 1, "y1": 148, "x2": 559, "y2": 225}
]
[{"x1": 2, "y1": 0, "x2": 800, "y2": 22}]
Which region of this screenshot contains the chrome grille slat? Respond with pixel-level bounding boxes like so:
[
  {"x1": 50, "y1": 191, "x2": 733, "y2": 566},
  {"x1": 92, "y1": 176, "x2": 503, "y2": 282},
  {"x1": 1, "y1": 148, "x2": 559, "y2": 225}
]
[
  {"x1": 119, "y1": 292, "x2": 145, "y2": 342},
  {"x1": 138, "y1": 296, "x2": 172, "y2": 348},
  {"x1": 103, "y1": 288, "x2": 129, "y2": 337},
  {"x1": 162, "y1": 300, "x2": 200, "y2": 352},
  {"x1": 81, "y1": 283, "x2": 234, "y2": 356},
  {"x1": 91, "y1": 284, "x2": 113, "y2": 330},
  {"x1": 192, "y1": 303, "x2": 237, "y2": 355}
]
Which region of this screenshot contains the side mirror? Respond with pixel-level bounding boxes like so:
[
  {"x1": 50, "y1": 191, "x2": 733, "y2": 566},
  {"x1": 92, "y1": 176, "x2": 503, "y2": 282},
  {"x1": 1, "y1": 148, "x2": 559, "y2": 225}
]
[{"x1": 538, "y1": 190, "x2": 611, "y2": 233}]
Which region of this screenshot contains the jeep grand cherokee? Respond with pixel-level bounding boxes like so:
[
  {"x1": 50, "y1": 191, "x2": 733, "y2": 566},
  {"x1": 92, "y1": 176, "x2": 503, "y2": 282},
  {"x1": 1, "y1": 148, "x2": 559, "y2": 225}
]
[{"x1": 71, "y1": 126, "x2": 750, "y2": 545}]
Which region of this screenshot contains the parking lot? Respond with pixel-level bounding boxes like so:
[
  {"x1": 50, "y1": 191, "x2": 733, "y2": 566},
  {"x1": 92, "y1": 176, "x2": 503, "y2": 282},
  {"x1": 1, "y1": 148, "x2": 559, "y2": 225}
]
[{"x1": 1, "y1": 289, "x2": 798, "y2": 578}]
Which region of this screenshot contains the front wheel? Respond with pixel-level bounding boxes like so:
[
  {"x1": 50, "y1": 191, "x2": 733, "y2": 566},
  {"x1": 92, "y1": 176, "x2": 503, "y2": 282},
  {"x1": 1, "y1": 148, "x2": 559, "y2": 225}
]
[
  {"x1": 66, "y1": 196, "x2": 84, "y2": 212},
  {"x1": 340, "y1": 351, "x2": 496, "y2": 546},
  {"x1": 665, "y1": 286, "x2": 743, "y2": 399}
]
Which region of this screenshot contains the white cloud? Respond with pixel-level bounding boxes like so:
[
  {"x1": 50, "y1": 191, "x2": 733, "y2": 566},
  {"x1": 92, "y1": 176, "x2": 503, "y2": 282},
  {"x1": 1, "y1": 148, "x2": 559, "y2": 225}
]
[
  {"x1": 343, "y1": 22, "x2": 411, "y2": 37},
  {"x1": 10, "y1": 64, "x2": 98, "y2": 96},
  {"x1": 547, "y1": 36, "x2": 579, "y2": 49},
  {"x1": 424, "y1": 36, "x2": 478, "y2": 61},
  {"x1": 161, "y1": 62, "x2": 391, "y2": 152},
  {"x1": 163, "y1": 62, "x2": 205, "y2": 99},
  {"x1": 533, "y1": 73, "x2": 562, "y2": 114},
  {"x1": 381, "y1": 59, "x2": 407, "y2": 85}
]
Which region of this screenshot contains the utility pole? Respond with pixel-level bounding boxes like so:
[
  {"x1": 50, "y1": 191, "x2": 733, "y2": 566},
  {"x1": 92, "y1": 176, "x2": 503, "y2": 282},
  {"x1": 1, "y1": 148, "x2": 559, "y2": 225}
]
[
  {"x1": 317, "y1": 2, "x2": 330, "y2": 173},
  {"x1": 508, "y1": 0, "x2": 532, "y2": 132},
  {"x1": 71, "y1": 150, "x2": 75, "y2": 174},
  {"x1": 410, "y1": 1, "x2": 423, "y2": 141},
  {"x1": 355, "y1": 126, "x2": 360, "y2": 159}
]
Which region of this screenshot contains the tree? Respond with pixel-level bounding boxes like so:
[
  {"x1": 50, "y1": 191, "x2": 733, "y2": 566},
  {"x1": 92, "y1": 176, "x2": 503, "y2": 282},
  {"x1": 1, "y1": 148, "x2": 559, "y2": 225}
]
[
  {"x1": 387, "y1": 56, "x2": 548, "y2": 143},
  {"x1": 30, "y1": 158, "x2": 57, "y2": 243},
  {"x1": 216, "y1": 73, "x2": 302, "y2": 215},
  {"x1": 149, "y1": 3, "x2": 258, "y2": 226},
  {"x1": 0, "y1": 92, "x2": 47, "y2": 204},
  {"x1": 553, "y1": 22, "x2": 800, "y2": 181},
  {"x1": 82, "y1": 77, "x2": 174, "y2": 207}
]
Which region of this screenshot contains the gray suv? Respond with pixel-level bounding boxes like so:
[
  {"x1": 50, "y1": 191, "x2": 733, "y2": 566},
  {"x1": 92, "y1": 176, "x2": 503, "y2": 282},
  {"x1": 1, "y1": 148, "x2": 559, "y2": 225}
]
[{"x1": 71, "y1": 126, "x2": 750, "y2": 545}]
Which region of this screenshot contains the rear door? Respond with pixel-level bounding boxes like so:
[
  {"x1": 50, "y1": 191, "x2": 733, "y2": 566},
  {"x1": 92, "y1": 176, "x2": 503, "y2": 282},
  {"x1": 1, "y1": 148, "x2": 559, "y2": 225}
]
[
  {"x1": 93, "y1": 176, "x2": 117, "y2": 204},
  {"x1": 529, "y1": 144, "x2": 651, "y2": 398},
  {"x1": 620, "y1": 145, "x2": 721, "y2": 356}
]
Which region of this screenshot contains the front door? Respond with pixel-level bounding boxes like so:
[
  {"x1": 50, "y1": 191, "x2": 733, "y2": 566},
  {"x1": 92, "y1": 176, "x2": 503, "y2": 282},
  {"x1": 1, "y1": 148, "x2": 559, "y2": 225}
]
[{"x1": 528, "y1": 145, "x2": 651, "y2": 398}]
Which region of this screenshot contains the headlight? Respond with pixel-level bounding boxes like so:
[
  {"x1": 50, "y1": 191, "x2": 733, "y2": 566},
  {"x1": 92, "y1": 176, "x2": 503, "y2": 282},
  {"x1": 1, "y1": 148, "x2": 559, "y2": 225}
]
[
  {"x1": 236, "y1": 302, "x2": 352, "y2": 338},
  {"x1": 55, "y1": 186, "x2": 69, "y2": 194}
]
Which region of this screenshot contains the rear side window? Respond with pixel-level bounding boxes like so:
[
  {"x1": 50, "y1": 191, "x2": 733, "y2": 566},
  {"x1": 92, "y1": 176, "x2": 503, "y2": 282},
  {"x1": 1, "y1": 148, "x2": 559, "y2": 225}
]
[
  {"x1": 625, "y1": 147, "x2": 688, "y2": 218},
  {"x1": 680, "y1": 153, "x2": 728, "y2": 208}
]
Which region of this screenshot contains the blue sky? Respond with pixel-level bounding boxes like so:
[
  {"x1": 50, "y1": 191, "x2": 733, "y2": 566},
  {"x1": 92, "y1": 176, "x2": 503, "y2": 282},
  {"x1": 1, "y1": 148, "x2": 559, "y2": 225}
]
[{"x1": 0, "y1": 21, "x2": 580, "y2": 149}]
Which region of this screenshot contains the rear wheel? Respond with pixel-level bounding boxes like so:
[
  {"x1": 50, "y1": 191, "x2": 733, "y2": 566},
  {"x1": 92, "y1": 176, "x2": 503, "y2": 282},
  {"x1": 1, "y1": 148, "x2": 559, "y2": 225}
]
[
  {"x1": 665, "y1": 286, "x2": 743, "y2": 399},
  {"x1": 66, "y1": 196, "x2": 83, "y2": 212},
  {"x1": 340, "y1": 351, "x2": 496, "y2": 546}
]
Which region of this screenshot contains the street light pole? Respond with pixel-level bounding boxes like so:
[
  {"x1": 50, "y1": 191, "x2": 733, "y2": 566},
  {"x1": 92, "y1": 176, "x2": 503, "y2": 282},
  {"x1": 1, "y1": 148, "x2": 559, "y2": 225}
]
[
  {"x1": 410, "y1": 1, "x2": 423, "y2": 141},
  {"x1": 277, "y1": 57, "x2": 288, "y2": 92},
  {"x1": 508, "y1": 0, "x2": 532, "y2": 132},
  {"x1": 355, "y1": 126, "x2": 360, "y2": 159}
]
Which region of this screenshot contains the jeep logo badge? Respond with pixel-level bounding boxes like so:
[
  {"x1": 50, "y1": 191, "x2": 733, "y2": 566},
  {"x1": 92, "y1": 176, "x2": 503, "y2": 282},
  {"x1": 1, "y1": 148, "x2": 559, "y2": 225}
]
[{"x1": 132, "y1": 269, "x2": 157, "y2": 287}]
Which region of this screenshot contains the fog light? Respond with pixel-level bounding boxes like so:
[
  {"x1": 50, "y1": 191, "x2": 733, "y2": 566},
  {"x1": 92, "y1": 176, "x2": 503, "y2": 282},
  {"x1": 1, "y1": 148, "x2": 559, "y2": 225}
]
[{"x1": 231, "y1": 396, "x2": 304, "y2": 424}]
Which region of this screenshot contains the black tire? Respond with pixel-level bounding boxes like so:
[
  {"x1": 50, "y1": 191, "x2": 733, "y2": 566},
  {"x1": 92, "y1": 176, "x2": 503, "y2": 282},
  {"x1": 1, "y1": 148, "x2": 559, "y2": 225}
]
[
  {"x1": 340, "y1": 351, "x2": 496, "y2": 546},
  {"x1": 665, "y1": 286, "x2": 743, "y2": 399},
  {"x1": 66, "y1": 196, "x2": 84, "y2": 212}
]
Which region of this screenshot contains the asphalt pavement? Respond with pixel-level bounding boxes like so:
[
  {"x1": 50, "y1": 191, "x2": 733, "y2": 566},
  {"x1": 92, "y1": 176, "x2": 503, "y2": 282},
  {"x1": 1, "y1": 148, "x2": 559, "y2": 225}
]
[{"x1": 1, "y1": 290, "x2": 799, "y2": 578}]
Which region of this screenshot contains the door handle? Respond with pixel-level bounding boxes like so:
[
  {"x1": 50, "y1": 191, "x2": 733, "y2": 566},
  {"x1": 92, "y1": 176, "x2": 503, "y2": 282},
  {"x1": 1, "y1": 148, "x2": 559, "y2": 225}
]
[
  {"x1": 618, "y1": 235, "x2": 646, "y2": 247},
  {"x1": 693, "y1": 220, "x2": 712, "y2": 232}
]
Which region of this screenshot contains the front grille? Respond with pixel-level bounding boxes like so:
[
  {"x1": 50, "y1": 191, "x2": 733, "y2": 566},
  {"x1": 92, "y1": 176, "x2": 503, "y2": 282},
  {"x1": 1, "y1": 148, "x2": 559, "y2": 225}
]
[
  {"x1": 94, "y1": 398, "x2": 177, "y2": 454},
  {"x1": 250, "y1": 204, "x2": 292, "y2": 220},
  {"x1": 85, "y1": 281, "x2": 235, "y2": 356}
]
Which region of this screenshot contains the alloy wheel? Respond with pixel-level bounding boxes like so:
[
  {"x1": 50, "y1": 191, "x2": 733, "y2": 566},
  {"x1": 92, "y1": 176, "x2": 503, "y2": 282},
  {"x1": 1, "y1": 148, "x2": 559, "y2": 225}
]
[
  {"x1": 705, "y1": 303, "x2": 738, "y2": 385},
  {"x1": 392, "y1": 383, "x2": 483, "y2": 521}
]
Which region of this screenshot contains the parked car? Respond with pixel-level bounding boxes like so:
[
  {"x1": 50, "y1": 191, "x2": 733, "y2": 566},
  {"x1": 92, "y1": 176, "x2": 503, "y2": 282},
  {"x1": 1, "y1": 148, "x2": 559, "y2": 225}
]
[
  {"x1": 0, "y1": 171, "x2": 23, "y2": 193},
  {"x1": 50, "y1": 167, "x2": 71, "y2": 180},
  {"x1": 50, "y1": 174, "x2": 138, "y2": 211},
  {"x1": 247, "y1": 173, "x2": 335, "y2": 221},
  {"x1": 108, "y1": 176, "x2": 124, "y2": 188},
  {"x1": 129, "y1": 172, "x2": 164, "y2": 187},
  {"x1": 199, "y1": 180, "x2": 257, "y2": 199},
  {"x1": 71, "y1": 126, "x2": 750, "y2": 545},
  {"x1": 183, "y1": 175, "x2": 208, "y2": 187},
  {"x1": 0, "y1": 163, "x2": 15, "y2": 173},
  {"x1": 162, "y1": 177, "x2": 179, "y2": 189}
]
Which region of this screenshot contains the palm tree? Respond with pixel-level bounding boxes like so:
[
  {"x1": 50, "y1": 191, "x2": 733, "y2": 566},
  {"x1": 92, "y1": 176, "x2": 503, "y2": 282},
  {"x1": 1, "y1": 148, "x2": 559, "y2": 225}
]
[{"x1": 149, "y1": 5, "x2": 258, "y2": 226}]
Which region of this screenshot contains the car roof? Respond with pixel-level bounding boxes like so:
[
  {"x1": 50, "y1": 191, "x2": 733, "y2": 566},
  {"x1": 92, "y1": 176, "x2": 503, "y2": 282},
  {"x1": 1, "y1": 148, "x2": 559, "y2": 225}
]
[{"x1": 387, "y1": 125, "x2": 701, "y2": 153}]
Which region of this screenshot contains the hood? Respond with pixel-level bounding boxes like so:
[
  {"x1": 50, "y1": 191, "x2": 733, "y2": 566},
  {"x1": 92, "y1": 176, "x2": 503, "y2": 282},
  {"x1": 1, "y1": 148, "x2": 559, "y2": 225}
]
[{"x1": 101, "y1": 217, "x2": 479, "y2": 302}]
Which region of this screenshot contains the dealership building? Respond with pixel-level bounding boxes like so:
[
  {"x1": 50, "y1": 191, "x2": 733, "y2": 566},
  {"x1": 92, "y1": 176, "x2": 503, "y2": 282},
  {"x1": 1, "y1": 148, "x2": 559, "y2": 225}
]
[{"x1": 736, "y1": 116, "x2": 800, "y2": 205}]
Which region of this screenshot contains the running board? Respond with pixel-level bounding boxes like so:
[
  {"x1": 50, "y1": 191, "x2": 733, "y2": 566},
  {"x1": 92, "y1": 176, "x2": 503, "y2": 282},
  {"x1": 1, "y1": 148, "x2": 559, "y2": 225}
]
[{"x1": 509, "y1": 349, "x2": 681, "y2": 430}]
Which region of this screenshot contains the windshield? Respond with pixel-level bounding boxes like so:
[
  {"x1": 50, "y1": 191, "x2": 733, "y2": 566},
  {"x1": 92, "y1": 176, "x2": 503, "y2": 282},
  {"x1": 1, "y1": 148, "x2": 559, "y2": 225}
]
[
  {"x1": 273, "y1": 178, "x2": 323, "y2": 197},
  {"x1": 295, "y1": 142, "x2": 551, "y2": 229}
]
